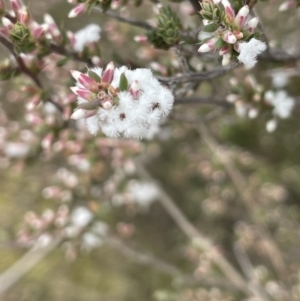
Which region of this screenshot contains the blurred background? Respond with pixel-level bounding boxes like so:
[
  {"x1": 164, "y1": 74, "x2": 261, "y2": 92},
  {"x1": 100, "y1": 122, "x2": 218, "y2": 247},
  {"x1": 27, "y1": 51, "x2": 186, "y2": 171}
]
[{"x1": 0, "y1": 0, "x2": 300, "y2": 300}]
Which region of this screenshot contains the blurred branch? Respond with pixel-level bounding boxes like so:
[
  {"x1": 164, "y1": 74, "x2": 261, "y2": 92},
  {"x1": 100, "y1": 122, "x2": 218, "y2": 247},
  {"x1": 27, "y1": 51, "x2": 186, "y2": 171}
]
[
  {"x1": 0, "y1": 34, "x2": 64, "y2": 113},
  {"x1": 234, "y1": 244, "x2": 271, "y2": 301},
  {"x1": 198, "y1": 123, "x2": 289, "y2": 281},
  {"x1": 0, "y1": 235, "x2": 62, "y2": 296},
  {"x1": 94, "y1": 7, "x2": 154, "y2": 31},
  {"x1": 134, "y1": 158, "x2": 252, "y2": 296}
]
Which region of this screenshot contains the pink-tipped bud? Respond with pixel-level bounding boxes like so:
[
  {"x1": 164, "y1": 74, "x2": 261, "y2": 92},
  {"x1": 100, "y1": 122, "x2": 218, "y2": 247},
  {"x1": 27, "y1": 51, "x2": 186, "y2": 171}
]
[
  {"x1": 32, "y1": 24, "x2": 48, "y2": 40},
  {"x1": 70, "y1": 109, "x2": 86, "y2": 120},
  {"x1": 222, "y1": 0, "x2": 235, "y2": 18},
  {"x1": 2, "y1": 17, "x2": 14, "y2": 30},
  {"x1": 70, "y1": 71, "x2": 98, "y2": 92},
  {"x1": 279, "y1": 0, "x2": 295, "y2": 11},
  {"x1": 18, "y1": 7, "x2": 30, "y2": 25},
  {"x1": 219, "y1": 45, "x2": 231, "y2": 55},
  {"x1": 129, "y1": 80, "x2": 141, "y2": 100},
  {"x1": 67, "y1": 30, "x2": 75, "y2": 45},
  {"x1": 42, "y1": 133, "x2": 53, "y2": 150},
  {"x1": 233, "y1": 42, "x2": 240, "y2": 52},
  {"x1": 70, "y1": 86, "x2": 93, "y2": 100},
  {"x1": 102, "y1": 62, "x2": 115, "y2": 84},
  {"x1": 222, "y1": 30, "x2": 237, "y2": 44},
  {"x1": 68, "y1": 3, "x2": 86, "y2": 18},
  {"x1": 198, "y1": 37, "x2": 218, "y2": 53},
  {"x1": 44, "y1": 13, "x2": 61, "y2": 38},
  {"x1": 91, "y1": 56, "x2": 101, "y2": 66},
  {"x1": 234, "y1": 5, "x2": 249, "y2": 29},
  {"x1": 222, "y1": 53, "x2": 231, "y2": 66},
  {"x1": 101, "y1": 99, "x2": 113, "y2": 110},
  {"x1": 111, "y1": 0, "x2": 120, "y2": 9},
  {"x1": 26, "y1": 94, "x2": 41, "y2": 111},
  {"x1": 244, "y1": 17, "x2": 259, "y2": 33},
  {"x1": 10, "y1": 0, "x2": 22, "y2": 12},
  {"x1": 233, "y1": 31, "x2": 243, "y2": 40},
  {"x1": 0, "y1": 0, "x2": 5, "y2": 13},
  {"x1": 134, "y1": 35, "x2": 148, "y2": 43}
]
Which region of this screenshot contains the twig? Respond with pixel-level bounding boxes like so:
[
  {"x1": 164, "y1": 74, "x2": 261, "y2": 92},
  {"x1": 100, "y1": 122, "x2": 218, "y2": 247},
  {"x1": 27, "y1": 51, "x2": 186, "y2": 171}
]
[
  {"x1": 134, "y1": 158, "x2": 252, "y2": 295},
  {"x1": 0, "y1": 235, "x2": 62, "y2": 295},
  {"x1": 0, "y1": 34, "x2": 64, "y2": 112},
  {"x1": 93, "y1": 7, "x2": 154, "y2": 31},
  {"x1": 198, "y1": 123, "x2": 288, "y2": 280}
]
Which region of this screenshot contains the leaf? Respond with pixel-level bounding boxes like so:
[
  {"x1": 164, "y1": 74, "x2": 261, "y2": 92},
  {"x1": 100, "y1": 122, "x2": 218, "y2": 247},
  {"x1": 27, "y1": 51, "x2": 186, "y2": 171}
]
[
  {"x1": 56, "y1": 57, "x2": 69, "y2": 67},
  {"x1": 119, "y1": 73, "x2": 128, "y2": 92},
  {"x1": 203, "y1": 23, "x2": 219, "y2": 33},
  {"x1": 88, "y1": 70, "x2": 101, "y2": 82}
]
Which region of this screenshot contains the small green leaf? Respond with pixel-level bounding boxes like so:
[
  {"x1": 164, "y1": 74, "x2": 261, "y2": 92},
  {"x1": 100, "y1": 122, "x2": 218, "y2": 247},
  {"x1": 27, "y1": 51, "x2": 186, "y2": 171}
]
[
  {"x1": 119, "y1": 73, "x2": 128, "y2": 92},
  {"x1": 56, "y1": 57, "x2": 69, "y2": 67},
  {"x1": 214, "y1": 37, "x2": 226, "y2": 49},
  {"x1": 203, "y1": 23, "x2": 219, "y2": 32},
  {"x1": 88, "y1": 70, "x2": 101, "y2": 82}
]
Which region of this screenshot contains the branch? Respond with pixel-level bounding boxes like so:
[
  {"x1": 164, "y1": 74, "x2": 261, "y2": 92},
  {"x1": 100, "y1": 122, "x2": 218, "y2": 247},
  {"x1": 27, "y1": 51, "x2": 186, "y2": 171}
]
[
  {"x1": 0, "y1": 34, "x2": 64, "y2": 112},
  {"x1": 94, "y1": 7, "x2": 155, "y2": 31},
  {"x1": 134, "y1": 158, "x2": 252, "y2": 295}
]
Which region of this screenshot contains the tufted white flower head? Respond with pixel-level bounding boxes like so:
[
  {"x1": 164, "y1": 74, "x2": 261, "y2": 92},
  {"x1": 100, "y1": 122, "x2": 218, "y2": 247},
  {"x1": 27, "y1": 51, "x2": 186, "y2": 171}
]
[
  {"x1": 73, "y1": 24, "x2": 101, "y2": 52},
  {"x1": 237, "y1": 38, "x2": 266, "y2": 68},
  {"x1": 70, "y1": 62, "x2": 174, "y2": 139},
  {"x1": 264, "y1": 90, "x2": 295, "y2": 119}
]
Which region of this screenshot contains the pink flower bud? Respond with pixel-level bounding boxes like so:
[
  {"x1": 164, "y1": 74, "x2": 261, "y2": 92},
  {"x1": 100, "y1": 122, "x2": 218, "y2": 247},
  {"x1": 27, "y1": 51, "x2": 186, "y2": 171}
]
[
  {"x1": 198, "y1": 37, "x2": 218, "y2": 52},
  {"x1": 68, "y1": 3, "x2": 86, "y2": 18},
  {"x1": 244, "y1": 17, "x2": 259, "y2": 33},
  {"x1": 233, "y1": 31, "x2": 243, "y2": 40},
  {"x1": 219, "y1": 45, "x2": 231, "y2": 55},
  {"x1": 91, "y1": 56, "x2": 101, "y2": 66},
  {"x1": 222, "y1": 0, "x2": 235, "y2": 18},
  {"x1": 134, "y1": 35, "x2": 148, "y2": 43},
  {"x1": 101, "y1": 99, "x2": 113, "y2": 110},
  {"x1": 233, "y1": 42, "x2": 240, "y2": 52},
  {"x1": 10, "y1": 0, "x2": 22, "y2": 12},
  {"x1": 234, "y1": 5, "x2": 249, "y2": 29},
  {"x1": 222, "y1": 53, "x2": 231, "y2": 66},
  {"x1": 70, "y1": 70, "x2": 98, "y2": 92},
  {"x1": 2, "y1": 17, "x2": 14, "y2": 30},
  {"x1": 67, "y1": 30, "x2": 75, "y2": 45},
  {"x1": 70, "y1": 86, "x2": 93, "y2": 100},
  {"x1": 102, "y1": 62, "x2": 115, "y2": 84},
  {"x1": 18, "y1": 7, "x2": 30, "y2": 25},
  {"x1": 32, "y1": 24, "x2": 48, "y2": 40},
  {"x1": 42, "y1": 133, "x2": 53, "y2": 150},
  {"x1": 0, "y1": 0, "x2": 5, "y2": 13},
  {"x1": 44, "y1": 14, "x2": 61, "y2": 38},
  {"x1": 222, "y1": 30, "x2": 237, "y2": 44},
  {"x1": 26, "y1": 94, "x2": 41, "y2": 110},
  {"x1": 129, "y1": 80, "x2": 141, "y2": 100},
  {"x1": 70, "y1": 109, "x2": 86, "y2": 120},
  {"x1": 279, "y1": 0, "x2": 295, "y2": 11},
  {"x1": 111, "y1": 0, "x2": 120, "y2": 9}
]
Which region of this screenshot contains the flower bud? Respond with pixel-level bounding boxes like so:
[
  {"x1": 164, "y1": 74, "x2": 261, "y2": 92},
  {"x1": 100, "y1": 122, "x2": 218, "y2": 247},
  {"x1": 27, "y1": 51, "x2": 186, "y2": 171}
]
[
  {"x1": 42, "y1": 133, "x2": 53, "y2": 150},
  {"x1": 222, "y1": 30, "x2": 237, "y2": 44},
  {"x1": 222, "y1": 53, "x2": 231, "y2": 66},
  {"x1": 10, "y1": 0, "x2": 23, "y2": 12},
  {"x1": 234, "y1": 5, "x2": 249, "y2": 29},
  {"x1": 26, "y1": 94, "x2": 41, "y2": 110},
  {"x1": 2, "y1": 17, "x2": 14, "y2": 30},
  {"x1": 18, "y1": 7, "x2": 30, "y2": 25},
  {"x1": 68, "y1": 3, "x2": 86, "y2": 18},
  {"x1": 70, "y1": 70, "x2": 98, "y2": 92},
  {"x1": 101, "y1": 98, "x2": 113, "y2": 110},
  {"x1": 32, "y1": 24, "x2": 48, "y2": 40},
  {"x1": 219, "y1": 45, "x2": 231, "y2": 55},
  {"x1": 102, "y1": 62, "x2": 115, "y2": 84},
  {"x1": 129, "y1": 80, "x2": 141, "y2": 100},
  {"x1": 134, "y1": 35, "x2": 148, "y2": 43},
  {"x1": 244, "y1": 17, "x2": 259, "y2": 33},
  {"x1": 70, "y1": 109, "x2": 86, "y2": 120},
  {"x1": 198, "y1": 37, "x2": 218, "y2": 52},
  {"x1": 70, "y1": 86, "x2": 93, "y2": 100},
  {"x1": 0, "y1": 0, "x2": 5, "y2": 14},
  {"x1": 222, "y1": 0, "x2": 235, "y2": 18},
  {"x1": 279, "y1": 0, "x2": 295, "y2": 11},
  {"x1": 44, "y1": 13, "x2": 61, "y2": 38}
]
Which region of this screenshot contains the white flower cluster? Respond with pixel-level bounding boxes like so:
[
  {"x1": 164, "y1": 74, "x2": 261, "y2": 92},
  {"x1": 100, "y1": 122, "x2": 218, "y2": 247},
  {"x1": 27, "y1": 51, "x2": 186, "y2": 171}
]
[
  {"x1": 73, "y1": 24, "x2": 101, "y2": 52},
  {"x1": 237, "y1": 38, "x2": 267, "y2": 69},
  {"x1": 74, "y1": 66, "x2": 174, "y2": 139}
]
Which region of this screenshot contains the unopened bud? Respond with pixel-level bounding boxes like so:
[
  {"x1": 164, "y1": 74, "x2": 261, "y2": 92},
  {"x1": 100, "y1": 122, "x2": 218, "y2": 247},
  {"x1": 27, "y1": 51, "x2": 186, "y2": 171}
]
[
  {"x1": 279, "y1": 0, "x2": 295, "y2": 11},
  {"x1": 26, "y1": 94, "x2": 41, "y2": 110},
  {"x1": 42, "y1": 133, "x2": 53, "y2": 150},
  {"x1": 244, "y1": 17, "x2": 259, "y2": 33},
  {"x1": 102, "y1": 62, "x2": 115, "y2": 84},
  {"x1": 70, "y1": 109, "x2": 86, "y2": 120},
  {"x1": 134, "y1": 35, "x2": 148, "y2": 43},
  {"x1": 234, "y1": 5, "x2": 249, "y2": 29},
  {"x1": 198, "y1": 37, "x2": 218, "y2": 52},
  {"x1": 101, "y1": 99, "x2": 113, "y2": 110},
  {"x1": 70, "y1": 86, "x2": 93, "y2": 100},
  {"x1": 68, "y1": 3, "x2": 86, "y2": 18},
  {"x1": 32, "y1": 24, "x2": 48, "y2": 40},
  {"x1": 222, "y1": 53, "x2": 231, "y2": 66},
  {"x1": 70, "y1": 70, "x2": 98, "y2": 92},
  {"x1": 18, "y1": 7, "x2": 30, "y2": 25},
  {"x1": 2, "y1": 17, "x2": 14, "y2": 30},
  {"x1": 0, "y1": 0, "x2": 5, "y2": 14},
  {"x1": 10, "y1": 0, "x2": 23, "y2": 12},
  {"x1": 222, "y1": 0, "x2": 235, "y2": 18},
  {"x1": 222, "y1": 30, "x2": 237, "y2": 44},
  {"x1": 129, "y1": 80, "x2": 141, "y2": 99}
]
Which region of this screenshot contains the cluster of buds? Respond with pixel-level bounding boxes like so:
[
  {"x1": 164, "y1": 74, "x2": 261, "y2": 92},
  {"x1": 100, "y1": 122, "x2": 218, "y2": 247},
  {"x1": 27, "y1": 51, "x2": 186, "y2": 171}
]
[
  {"x1": 227, "y1": 76, "x2": 295, "y2": 132},
  {"x1": 67, "y1": 0, "x2": 112, "y2": 18},
  {"x1": 70, "y1": 62, "x2": 174, "y2": 139},
  {"x1": 147, "y1": 6, "x2": 182, "y2": 49},
  {"x1": 198, "y1": 0, "x2": 265, "y2": 67}
]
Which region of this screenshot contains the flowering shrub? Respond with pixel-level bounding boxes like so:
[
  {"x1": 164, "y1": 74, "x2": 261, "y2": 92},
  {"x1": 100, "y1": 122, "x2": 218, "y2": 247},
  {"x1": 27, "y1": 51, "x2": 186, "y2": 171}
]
[{"x1": 0, "y1": 0, "x2": 300, "y2": 300}]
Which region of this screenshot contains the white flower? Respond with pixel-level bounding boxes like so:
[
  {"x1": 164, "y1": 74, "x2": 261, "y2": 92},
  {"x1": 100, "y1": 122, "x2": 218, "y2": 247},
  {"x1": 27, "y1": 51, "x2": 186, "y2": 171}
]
[
  {"x1": 127, "y1": 180, "x2": 159, "y2": 208},
  {"x1": 70, "y1": 207, "x2": 93, "y2": 228},
  {"x1": 73, "y1": 24, "x2": 101, "y2": 52},
  {"x1": 237, "y1": 38, "x2": 266, "y2": 68},
  {"x1": 264, "y1": 90, "x2": 295, "y2": 119},
  {"x1": 76, "y1": 67, "x2": 174, "y2": 139}
]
